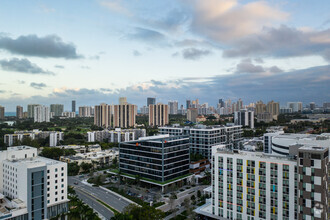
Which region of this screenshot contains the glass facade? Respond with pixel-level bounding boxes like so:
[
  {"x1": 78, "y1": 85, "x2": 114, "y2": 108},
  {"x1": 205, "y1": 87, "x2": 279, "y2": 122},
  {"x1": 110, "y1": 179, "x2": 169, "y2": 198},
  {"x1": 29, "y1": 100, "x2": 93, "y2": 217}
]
[{"x1": 119, "y1": 136, "x2": 190, "y2": 182}]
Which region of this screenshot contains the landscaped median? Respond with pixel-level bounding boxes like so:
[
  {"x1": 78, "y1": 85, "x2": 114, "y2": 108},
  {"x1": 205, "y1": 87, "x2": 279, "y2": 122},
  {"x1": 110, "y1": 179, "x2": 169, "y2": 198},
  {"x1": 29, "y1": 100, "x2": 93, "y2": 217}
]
[
  {"x1": 75, "y1": 187, "x2": 121, "y2": 214},
  {"x1": 96, "y1": 199, "x2": 119, "y2": 215},
  {"x1": 108, "y1": 169, "x2": 193, "y2": 185}
]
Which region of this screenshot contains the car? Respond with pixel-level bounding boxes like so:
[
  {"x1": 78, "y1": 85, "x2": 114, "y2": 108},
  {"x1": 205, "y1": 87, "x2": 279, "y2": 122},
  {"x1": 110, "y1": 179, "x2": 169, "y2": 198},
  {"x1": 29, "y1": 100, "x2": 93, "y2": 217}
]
[{"x1": 74, "y1": 182, "x2": 79, "y2": 185}]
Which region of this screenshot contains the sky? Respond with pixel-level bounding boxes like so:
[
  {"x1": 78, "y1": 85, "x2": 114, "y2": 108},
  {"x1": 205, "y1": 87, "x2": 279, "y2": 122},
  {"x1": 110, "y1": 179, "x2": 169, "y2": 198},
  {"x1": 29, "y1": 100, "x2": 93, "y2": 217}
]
[{"x1": 0, "y1": 0, "x2": 329, "y2": 111}]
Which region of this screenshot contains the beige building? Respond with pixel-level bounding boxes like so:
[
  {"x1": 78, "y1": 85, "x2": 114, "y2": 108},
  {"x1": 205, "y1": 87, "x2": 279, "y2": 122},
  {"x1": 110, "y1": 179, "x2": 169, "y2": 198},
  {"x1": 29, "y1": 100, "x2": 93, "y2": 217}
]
[
  {"x1": 119, "y1": 97, "x2": 127, "y2": 105},
  {"x1": 0, "y1": 105, "x2": 4, "y2": 119},
  {"x1": 113, "y1": 104, "x2": 137, "y2": 128},
  {"x1": 255, "y1": 101, "x2": 266, "y2": 115},
  {"x1": 266, "y1": 101, "x2": 280, "y2": 120},
  {"x1": 94, "y1": 103, "x2": 112, "y2": 128},
  {"x1": 187, "y1": 108, "x2": 198, "y2": 123},
  {"x1": 60, "y1": 149, "x2": 119, "y2": 168},
  {"x1": 149, "y1": 103, "x2": 169, "y2": 126},
  {"x1": 16, "y1": 106, "x2": 23, "y2": 119}
]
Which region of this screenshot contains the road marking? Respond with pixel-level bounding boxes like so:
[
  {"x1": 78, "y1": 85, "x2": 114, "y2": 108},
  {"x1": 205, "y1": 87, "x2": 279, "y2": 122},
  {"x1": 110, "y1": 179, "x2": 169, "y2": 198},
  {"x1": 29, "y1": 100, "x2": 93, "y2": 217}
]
[{"x1": 75, "y1": 188, "x2": 116, "y2": 214}]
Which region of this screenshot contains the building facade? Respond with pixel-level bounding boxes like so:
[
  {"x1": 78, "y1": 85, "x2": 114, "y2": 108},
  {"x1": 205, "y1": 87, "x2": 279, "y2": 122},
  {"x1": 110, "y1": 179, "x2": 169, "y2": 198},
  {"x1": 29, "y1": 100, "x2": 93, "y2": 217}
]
[
  {"x1": 27, "y1": 104, "x2": 41, "y2": 118},
  {"x1": 113, "y1": 104, "x2": 137, "y2": 128},
  {"x1": 196, "y1": 145, "x2": 329, "y2": 220},
  {"x1": 147, "y1": 97, "x2": 156, "y2": 106},
  {"x1": 159, "y1": 124, "x2": 243, "y2": 159},
  {"x1": 79, "y1": 106, "x2": 93, "y2": 117},
  {"x1": 168, "y1": 100, "x2": 178, "y2": 114},
  {"x1": 34, "y1": 106, "x2": 50, "y2": 123},
  {"x1": 187, "y1": 108, "x2": 198, "y2": 123},
  {"x1": 50, "y1": 104, "x2": 64, "y2": 116},
  {"x1": 149, "y1": 103, "x2": 169, "y2": 126},
  {"x1": 0, "y1": 105, "x2": 4, "y2": 120},
  {"x1": 87, "y1": 128, "x2": 146, "y2": 143},
  {"x1": 119, "y1": 135, "x2": 190, "y2": 183},
  {"x1": 0, "y1": 146, "x2": 68, "y2": 219},
  {"x1": 94, "y1": 103, "x2": 112, "y2": 128},
  {"x1": 72, "y1": 100, "x2": 76, "y2": 113},
  {"x1": 4, "y1": 130, "x2": 64, "y2": 147},
  {"x1": 16, "y1": 106, "x2": 23, "y2": 119},
  {"x1": 234, "y1": 110, "x2": 254, "y2": 128}
]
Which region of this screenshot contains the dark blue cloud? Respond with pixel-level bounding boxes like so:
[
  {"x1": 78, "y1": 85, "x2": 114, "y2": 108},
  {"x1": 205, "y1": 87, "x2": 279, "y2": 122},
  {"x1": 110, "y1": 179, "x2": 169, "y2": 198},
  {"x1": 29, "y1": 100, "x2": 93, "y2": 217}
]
[{"x1": 0, "y1": 34, "x2": 82, "y2": 59}]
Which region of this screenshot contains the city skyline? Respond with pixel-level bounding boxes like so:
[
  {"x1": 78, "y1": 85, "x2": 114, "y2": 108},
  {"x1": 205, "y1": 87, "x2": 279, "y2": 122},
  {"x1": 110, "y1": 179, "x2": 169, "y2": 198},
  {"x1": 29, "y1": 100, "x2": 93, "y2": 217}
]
[{"x1": 1, "y1": 0, "x2": 330, "y2": 111}]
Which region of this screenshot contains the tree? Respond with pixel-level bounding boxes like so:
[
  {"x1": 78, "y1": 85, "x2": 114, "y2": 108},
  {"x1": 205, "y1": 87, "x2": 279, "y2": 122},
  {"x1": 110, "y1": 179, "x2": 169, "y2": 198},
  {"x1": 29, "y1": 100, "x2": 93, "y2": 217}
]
[
  {"x1": 197, "y1": 190, "x2": 202, "y2": 198},
  {"x1": 183, "y1": 198, "x2": 191, "y2": 215},
  {"x1": 40, "y1": 147, "x2": 64, "y2": 160},
  {"x1": 68, "y1": 163, "x2": 80, "y2": 176},
  {"x1": 80, "y1": 162, "x2": 93, "y2": 173},
  {"x1": 111, "y1": 204, "x2": 164, "y2": 220},
  {"x1": 169, "y1": 193, "x2": 177, "y2": 211}
]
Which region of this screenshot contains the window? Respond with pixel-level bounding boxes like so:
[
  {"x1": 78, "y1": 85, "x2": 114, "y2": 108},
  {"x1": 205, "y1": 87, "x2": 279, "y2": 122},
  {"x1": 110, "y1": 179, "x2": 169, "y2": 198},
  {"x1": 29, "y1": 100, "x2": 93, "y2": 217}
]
[
  {"x1": 61, "y1": 167, "x2": 64, "y2": 171},
  {"x1": 55, "y1": 168, "x2": 58, "y2": 172}
]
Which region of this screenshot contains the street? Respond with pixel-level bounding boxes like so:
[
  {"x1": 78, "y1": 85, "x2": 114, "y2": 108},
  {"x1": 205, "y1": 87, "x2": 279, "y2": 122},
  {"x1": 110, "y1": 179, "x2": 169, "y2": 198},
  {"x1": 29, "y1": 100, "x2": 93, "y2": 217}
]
[
  {"x1": 74, "y1": 187, "x2": 114, "y2": 219},
  {"x1": 69, "y1": 176, "x2": 131, "y2": 219}
]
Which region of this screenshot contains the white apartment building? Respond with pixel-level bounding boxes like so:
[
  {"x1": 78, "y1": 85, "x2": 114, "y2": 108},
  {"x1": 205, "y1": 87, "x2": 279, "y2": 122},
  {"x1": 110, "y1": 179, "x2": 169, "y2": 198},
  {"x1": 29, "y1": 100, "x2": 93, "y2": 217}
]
[
  {"x1": 196, "y1": 145, "x2": 329, "y2": 220},
  {"x1": 287, "y1": 102, "x2": 303, "y2": 112},
  {"x1": 4, "y1": 130, "x2": 64, "y2": 147},
  {"x1": 87, "y1": 128, "x2": 146, "y2": 143},
  {"x1": 34, "y1": 105, "x2": 50, "y2": 123},
  {"x1": 61, "y1": 111, "x2": 76, "y2": 118},
  {"x1": 159, "y1": 124, "x2": 243, "y2": 159},
  {"x1": 49, "y1": 132, "x2": 64, "y2": 147},
  {"x1": 234, "y1": 110, "x2": 254, "y2": 129},
  {"x1": 210, "y1": 146, "x2": 297, "y2": 220},
  {"x1": 0, "y1": 146, "x2": 68, "y2": 219}
]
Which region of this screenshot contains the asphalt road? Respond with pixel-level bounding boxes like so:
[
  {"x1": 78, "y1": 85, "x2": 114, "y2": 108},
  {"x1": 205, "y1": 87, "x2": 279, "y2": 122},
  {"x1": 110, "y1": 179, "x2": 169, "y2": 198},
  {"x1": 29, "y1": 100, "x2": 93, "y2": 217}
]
[
  {"x1": 74, "y1": 187, "x2": 114, "y2": 219},
  {"x1": 69, "y1": 176, "x2": 131, "y2": 213}
]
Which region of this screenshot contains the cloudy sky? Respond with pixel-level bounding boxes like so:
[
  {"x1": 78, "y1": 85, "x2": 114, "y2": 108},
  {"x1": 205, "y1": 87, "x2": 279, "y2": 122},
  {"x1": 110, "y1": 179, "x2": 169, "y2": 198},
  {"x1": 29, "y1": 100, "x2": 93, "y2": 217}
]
[{"x1": 0, "y1": 0, "x2": 329, "y2": 111}]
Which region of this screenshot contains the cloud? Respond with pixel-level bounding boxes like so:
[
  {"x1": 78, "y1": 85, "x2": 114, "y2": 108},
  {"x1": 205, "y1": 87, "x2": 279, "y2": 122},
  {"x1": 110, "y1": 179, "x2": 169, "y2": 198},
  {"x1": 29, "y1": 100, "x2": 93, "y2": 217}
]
[
  {"x1": 181, "y1": 48, "x2": 212, "y2": 60},
  {"x1": 30, "y1": 82, "x2": 47, "y2": 90},
  {"x1": 126, "y1": 28, "x2": 168, "y2": 46},
  {"x1": 133, "y1": 50, "x2": 141, "y2": 56},
  {"x1": 17, "y1": 80, "x2": 25, "y2": 84},
  {"x1": 223, "y1": 26, "x2": 330, "y2": 61},
  {"x1": 81, "y1": 66, "x2": 90, "y2": 69},
  {"x1": 0, "y1": 90, "x2": 5, "y2": 93},
  {"x1": 190, "y1": 0, "x2": 288, "y2": 42},
  {"x1": 235, "y1": 58, "x2": 282, "y2": 74},
  {"x1": 54, "y1": 65, "x2": 64, "y2": 69},
  {"x1": 0, "y1": 58, "x2": 55, "y2": 75},
  {"x1": 1, "y1": 65, "x2": 329, "y2": 111},
  {"x1": 0, "y1": 34, "x2": 82, "y2": 59},
  {"x1": 100, "y1": 0, "x2": 132, "y2": 16}
]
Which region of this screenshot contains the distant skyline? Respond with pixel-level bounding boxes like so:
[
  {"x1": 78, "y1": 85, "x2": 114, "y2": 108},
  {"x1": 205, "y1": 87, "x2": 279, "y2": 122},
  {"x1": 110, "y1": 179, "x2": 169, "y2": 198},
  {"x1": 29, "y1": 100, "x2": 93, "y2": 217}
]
[{"x1": 1, "y1": 0, "x2": 329, "y2": 111}]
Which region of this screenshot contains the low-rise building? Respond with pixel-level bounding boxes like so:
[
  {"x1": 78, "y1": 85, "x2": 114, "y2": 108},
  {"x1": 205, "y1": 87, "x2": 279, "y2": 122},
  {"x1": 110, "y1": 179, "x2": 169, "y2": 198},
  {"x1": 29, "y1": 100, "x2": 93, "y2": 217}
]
[
  {"x1": 60, "y1": 149, "x2": 118, "y2": 168},
  {"x1": 4, "y1": 130, "x2": 64, "y2": 147},
  {"x1": 87, "y1": 128, "x2": 146, "y2": 143},
  {"x1": 189, "y1": 159, "x2": 211, "y2": 175}
]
